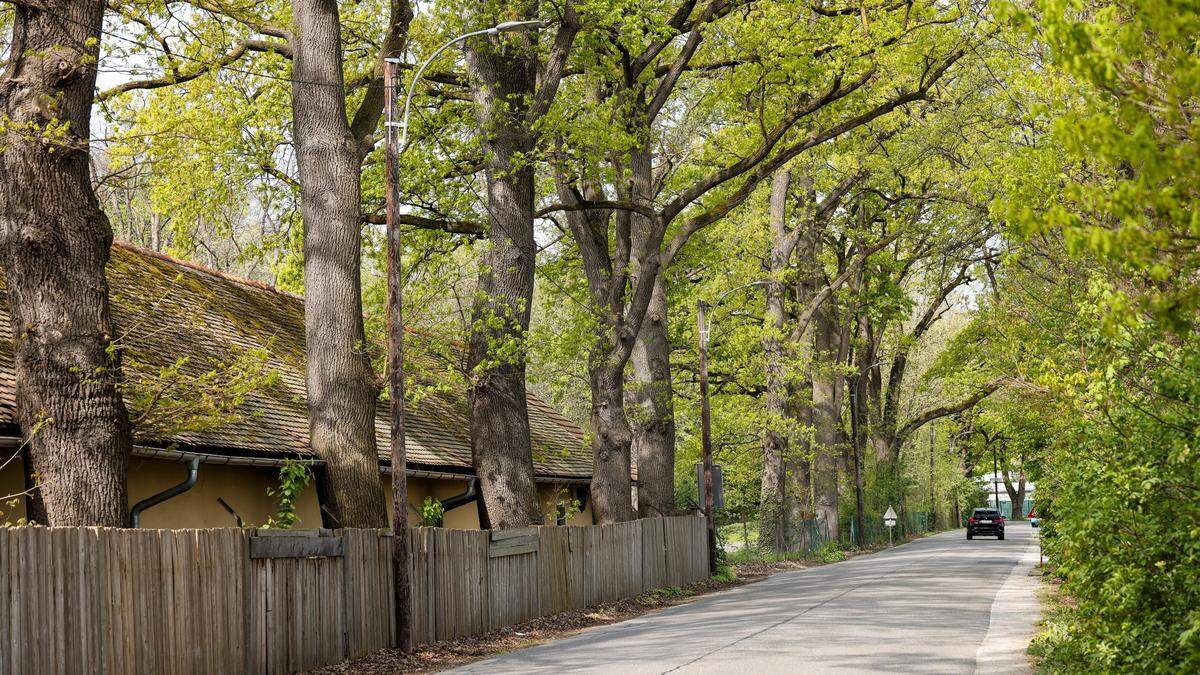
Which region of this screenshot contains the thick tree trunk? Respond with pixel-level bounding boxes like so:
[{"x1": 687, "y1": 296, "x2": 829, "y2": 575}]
[
  {"x1": 759, "y1": 169, "x2": 792, "y2": 552},
  {"x1": 590, "y1": 360, "x2": 638, "y2": 523},
  {"x1": 0, "y1": 0, "x2": 133, "y2": 526},
  {"x1": 629, "y1": 275, "x2": 677, "y2": 518},
  {"x1": 625, "y1": 140, "x2": 678, "y2": 519},
  {"x1": 809, "y1": 213, "x2": 843, "y2": 542},
  {"x1": 811, "y1": 306, "x2": 842, "y2": 543},
  {"x1": 463, "y1": 26, "x2": 543, "y2": 529},
  {"x1": 551, "y1": 173, "x2": 640, "y2": 525},
  {"x1": 291, "y1": 0, "x2": 387, "y2": 528}
]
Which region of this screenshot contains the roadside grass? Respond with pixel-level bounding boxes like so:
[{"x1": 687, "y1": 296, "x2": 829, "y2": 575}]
[{"x1": 1027, "y1": 577, "x2": 1077, "y2": 673}]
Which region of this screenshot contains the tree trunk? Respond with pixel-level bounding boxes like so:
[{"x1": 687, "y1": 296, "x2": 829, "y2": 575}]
[
  {"x1": 623, "y1": 137, "x2": 679, "y2": 519},
  {"x1": 629, "y1": 274, "x2": 677, "y2": 518},
  {"x1": 811, "y1": 305, "x2": 842, "y2": 543},
  {"x1": 0, "y1": 0, "x2": 133, "y2": 526},
  {"x1": 1002, "y1": 471, "x2": 1027, "y2": 519},
  {"x1": 551, "y1": 172, "x2": 641, "y2": 525},
  {"x1": 809, "y1": 207, "x2": 844, "y2": 542},
  {"x1": 759, "y1": 169, "x2": 791, "y2": 553},
  {"x1": 849, "y1": 367, "x2": 870, "y2": 544},
  {"x1": 589, "y1": 359, "x2": 637, "y2": 523},
  {"x1": 462, "y1": 25, "x2": 543, "y2": 529},
  {"x1": 291, "y1": 0, "x2": 387, "y2": 528}
]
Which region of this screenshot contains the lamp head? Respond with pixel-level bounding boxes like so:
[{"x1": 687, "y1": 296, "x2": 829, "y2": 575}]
[{"x1": 489, "y1": 19, "x2": 550, "y2": 34}]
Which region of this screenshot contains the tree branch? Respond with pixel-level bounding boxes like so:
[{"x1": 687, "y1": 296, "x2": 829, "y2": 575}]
[
  {"x1": 789, "y1": 232, "x2": 900, "y2": 342},
  {"x1": 96, "y1": 39, "x2": 291, "y2": 102},
  {"x1": 349, "y1": 0, "x2": 414, "y2": 159},
  {"x1": 527, "y1": 2, "x2": 582, "y2": 125},
  {"x1": 181, "y1": 0, "x2": 290, "y2": 39},
  {"x1": 363, "y1": 211, "x2": 485, "y2": 236},
  {"x1": 536, "y1": 199, "x2": 659, "y2": 221},
  {"x1": 891, "y1": 379, "x2": 1006, "y2": 456}
]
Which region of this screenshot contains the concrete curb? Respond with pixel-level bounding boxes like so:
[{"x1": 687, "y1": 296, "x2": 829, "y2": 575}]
[{"x1": 975, "y1": 531, "x2": 1043, "y2": 674}]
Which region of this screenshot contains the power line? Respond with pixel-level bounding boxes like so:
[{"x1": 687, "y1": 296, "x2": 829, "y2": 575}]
[
  {"x1": 52, "y1": 11, "x2": 413, "y2": 90},
  {"x1": 405, "y1": 104, "x2": 598, "y2": 318},
  {"x1": 55, "y1": 9, "x2": 601, "y2": 317}
]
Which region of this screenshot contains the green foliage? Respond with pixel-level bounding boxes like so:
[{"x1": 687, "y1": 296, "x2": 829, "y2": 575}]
[
  {"x1": 638, "y1": 585, "x2": 688, "y2": 605},
  {"x1": 122, "y1": 340, "x2": 281, "y2": 440},
  {"x1": 813, "y1": 542, "x2": 846, "y2": 564},
  {"x1": 998, "y1": 0, "x2": 1200, "y2": 333},
  {"x1": 264, "y1": 460, "x2": 312, "y2": 530},
  {"x1": 957, "y1": 0, "x2": 1200, "y2": 670},
  {"x1": 550, "y1": 488, "x2": 583, "y2": 525},
  {"x1": 418, "y1": 496, "x2": 445, "y2": 527},
  {"x1": 0, "y1": 497, "x2": 28, "y2": 527},
  {"x1": 712, "y1": 564, "x2": 737, "y2": 583}
]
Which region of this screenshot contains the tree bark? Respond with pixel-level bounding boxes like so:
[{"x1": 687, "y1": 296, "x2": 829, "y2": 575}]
[
  {"x1": 811, "y1": 301, "x2": 842, "y2": 542},
  {"x1": 291, "y1": 0, "x2": 387, "y2": 527},
  {"x1": 463, "y1": 19, "x2": 544, "y2": 528},
  {"x1": 552, "y1": 169, "x2": 642, "y2": 524},
  {"x1": 1002, "y1": 472, "x2": 1026, "y2": 519},
  {"x1": 627, "y1": 140, "x2": 678, "y2": 519},
  {"x1": 0, "y1": 0, "x2": 133, "y2": 526},
  {"x1": 759, "y1": 168, "x2": 792, "y2": 553},
  {"x1": 629, "y1": 274, "x2": 677, "y2": 518},
  {"x1": 590, "y1": 349, "x2": 638, "y2": 523}
]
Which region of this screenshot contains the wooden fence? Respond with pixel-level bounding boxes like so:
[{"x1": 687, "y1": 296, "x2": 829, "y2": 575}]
[{"x1": 0, "y1": 515, "x2": 708, "y2": 674}]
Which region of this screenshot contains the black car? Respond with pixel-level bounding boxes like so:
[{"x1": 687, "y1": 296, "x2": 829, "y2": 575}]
[{"x1": 967, "y1": 508, "x2": 1005, "y2": 540}]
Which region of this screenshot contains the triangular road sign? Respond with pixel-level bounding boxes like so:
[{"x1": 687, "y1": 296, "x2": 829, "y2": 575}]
[{"x1": 884, "y1": 505, "x2": 897, "y2": 520}]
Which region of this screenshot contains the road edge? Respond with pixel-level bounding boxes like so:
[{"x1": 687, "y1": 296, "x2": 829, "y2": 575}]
[{"x1": 974, "y1": 528, "x2": 1043, "y2": 674}]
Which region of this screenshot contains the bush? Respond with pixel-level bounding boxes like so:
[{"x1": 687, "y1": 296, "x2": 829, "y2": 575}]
[{"x1": 712, "y1": 565, "x2": 737, "y2": 583}]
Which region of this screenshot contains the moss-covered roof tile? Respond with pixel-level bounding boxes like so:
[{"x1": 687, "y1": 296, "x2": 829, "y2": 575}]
[{"x1": 0, "y1": 243, "x2": 591, "y2": 479}]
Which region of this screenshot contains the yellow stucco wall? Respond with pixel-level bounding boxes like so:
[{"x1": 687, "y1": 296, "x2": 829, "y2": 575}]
[
  {"x1": 384, "y1": 477, "x2": 594, "y2": 528},
  {"x1": 1, "y1": 454, "x2": 593, "y2": 529},
  {"x1": 128, "y1": 457, "x2": 324, "y2": 529}
]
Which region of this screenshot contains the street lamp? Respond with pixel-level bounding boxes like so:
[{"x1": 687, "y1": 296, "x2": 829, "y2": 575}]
[
  {"x1": 380, "y1": 18, "x2": 546, "y2": 654},
  {"x1": 696, "y1": 280, "x2": 769, "y2": 575},
  {"x1": 388, "y1": 20, "x2": 547, "y2": 149}
]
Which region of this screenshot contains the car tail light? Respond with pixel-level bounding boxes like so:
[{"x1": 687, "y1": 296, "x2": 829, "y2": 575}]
[{"x1": 967, "y1": 517, "x2": 975, "y2": 524}]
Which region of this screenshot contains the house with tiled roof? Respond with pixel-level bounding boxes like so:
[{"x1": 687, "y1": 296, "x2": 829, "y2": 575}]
[{"x1": 0, "y1": 243, "x2": 594, "y2": 528}]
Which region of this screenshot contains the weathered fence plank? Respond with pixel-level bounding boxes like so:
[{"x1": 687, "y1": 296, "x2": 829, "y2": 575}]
[{"x1": 0, "y1": 516, "x2": 707, "y2": 674}]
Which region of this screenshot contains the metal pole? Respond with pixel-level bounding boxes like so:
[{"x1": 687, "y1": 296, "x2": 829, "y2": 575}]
[
  {"x1": 697, "y1": 299, "x2": 717, "y2": 575},
  {"x1": 384, "y1": 59, "x2": 412, "y2": 654}
]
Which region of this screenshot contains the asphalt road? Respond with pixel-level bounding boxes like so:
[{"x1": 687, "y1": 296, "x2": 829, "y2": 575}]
[{"x1": 448, "y1": 522, "x2": 1041, "y2": 674}]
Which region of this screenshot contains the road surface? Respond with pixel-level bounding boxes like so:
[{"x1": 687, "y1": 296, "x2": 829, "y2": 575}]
[{"x1": 448, "y1": 522, "x2": 1042, "y2": 674}]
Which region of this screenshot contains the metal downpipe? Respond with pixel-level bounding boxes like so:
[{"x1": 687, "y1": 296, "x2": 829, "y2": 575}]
[{"x1": 130, "y1": 456, "x2": 201, "y2": 527}]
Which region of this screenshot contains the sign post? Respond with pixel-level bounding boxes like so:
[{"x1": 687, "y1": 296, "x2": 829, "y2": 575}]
[{"x1": 884, "y1": 505, "x2": 898, "y2": 547}]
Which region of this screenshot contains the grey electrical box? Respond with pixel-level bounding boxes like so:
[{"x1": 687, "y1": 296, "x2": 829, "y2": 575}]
[{"x1": 695, "y1": 462, "x2": 724, "y2": 511}]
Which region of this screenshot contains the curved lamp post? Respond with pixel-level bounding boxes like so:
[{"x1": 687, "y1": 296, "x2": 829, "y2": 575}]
[{"x1": 380, "y1": 18, "x2": 546, "y2": 653}]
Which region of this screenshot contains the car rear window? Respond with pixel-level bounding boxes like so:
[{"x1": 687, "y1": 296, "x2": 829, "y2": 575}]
[{"x1": 973, "y1": 510, "x2": 999, "y2": 518}]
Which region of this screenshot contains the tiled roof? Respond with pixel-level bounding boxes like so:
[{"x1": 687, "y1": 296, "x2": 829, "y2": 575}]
[{"x1": 0, "y1": 243, "x2": 591, "y2": 479}]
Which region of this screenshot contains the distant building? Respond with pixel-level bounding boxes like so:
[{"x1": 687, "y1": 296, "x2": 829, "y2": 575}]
[
  {"x1": 0, "y1": 243, "x2": 594, "y2": 528},
  {"x1": 977, "y1": 472, "x2": 1035, "y2": 517}
]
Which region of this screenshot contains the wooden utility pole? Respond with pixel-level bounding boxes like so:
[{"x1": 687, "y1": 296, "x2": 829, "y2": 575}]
[
  {"x1": 929, "y1": 425, "x2": 936, "y2": 530},
  {"x1": 696, "y1": 300, "x2": 718, "y2": 575},
  {"x1": 383, "y1": 59, "x2": 412, "y2": 654},
  {"x1": 992, "y1": 442, "x2": 1001, "y2": 515}
]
